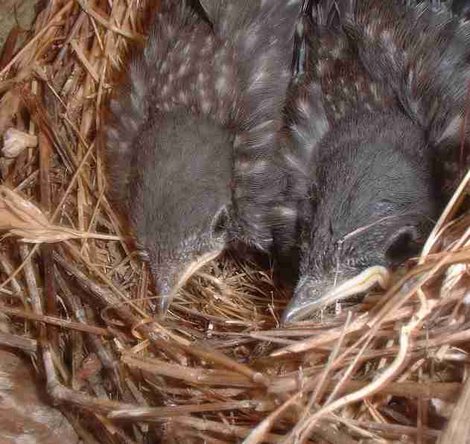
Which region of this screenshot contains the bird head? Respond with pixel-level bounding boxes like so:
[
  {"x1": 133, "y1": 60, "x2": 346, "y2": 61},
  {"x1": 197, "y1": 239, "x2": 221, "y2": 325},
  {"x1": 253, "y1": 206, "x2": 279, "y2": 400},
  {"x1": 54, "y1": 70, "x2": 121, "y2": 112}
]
[
  {"x1": 126, "y1": 110, "x2": 233, "y2": 316},
  {"x1": 144, "y1": 209, "x2": 229, "y2": 316},
  {"x1": 282, "y1": 111, "x2": 439, "y2": 323}
]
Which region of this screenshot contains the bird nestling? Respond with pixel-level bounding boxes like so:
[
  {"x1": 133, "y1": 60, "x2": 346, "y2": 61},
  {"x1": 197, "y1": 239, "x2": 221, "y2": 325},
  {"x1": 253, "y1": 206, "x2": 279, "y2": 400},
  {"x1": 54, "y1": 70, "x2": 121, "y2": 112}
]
[
  {"x1": 281, "y1": 0, "x2": 470, "y2": 323},
  {"x1": 105, "y1": 0, "x2": 301, "y2": 315}
]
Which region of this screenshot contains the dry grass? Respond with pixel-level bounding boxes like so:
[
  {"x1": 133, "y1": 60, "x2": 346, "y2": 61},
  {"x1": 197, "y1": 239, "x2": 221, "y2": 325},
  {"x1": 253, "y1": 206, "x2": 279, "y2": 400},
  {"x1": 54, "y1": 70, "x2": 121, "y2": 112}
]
[{"x1": 0, "y1": 1, "x2": 469, "y2": 443}]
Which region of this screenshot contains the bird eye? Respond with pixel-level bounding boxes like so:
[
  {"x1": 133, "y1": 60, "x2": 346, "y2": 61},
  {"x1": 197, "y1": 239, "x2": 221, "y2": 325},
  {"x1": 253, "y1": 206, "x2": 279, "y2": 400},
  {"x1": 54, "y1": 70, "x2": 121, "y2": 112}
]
[
  {"x1": 210, "y1": 205, "x2": 229, "y2": 238},
  {"x1": 384, "y1": 226, "x2": 421, "y2": 266}
]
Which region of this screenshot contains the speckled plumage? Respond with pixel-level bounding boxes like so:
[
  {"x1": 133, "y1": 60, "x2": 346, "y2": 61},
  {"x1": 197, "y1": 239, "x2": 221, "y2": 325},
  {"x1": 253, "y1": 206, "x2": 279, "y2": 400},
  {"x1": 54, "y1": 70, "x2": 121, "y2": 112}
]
[
  {"x1": 281, "y1": 0, "x2": 470, "y2": 322},
  {"x1": 106, "y1": 0, "x2": 301, "y2": 311},
  {"x1": 107, "y1": 2, "x2": 237, "y2": 205},
  {"x1": 200, "y1": 0, "x2": 302, "y2": 250}
]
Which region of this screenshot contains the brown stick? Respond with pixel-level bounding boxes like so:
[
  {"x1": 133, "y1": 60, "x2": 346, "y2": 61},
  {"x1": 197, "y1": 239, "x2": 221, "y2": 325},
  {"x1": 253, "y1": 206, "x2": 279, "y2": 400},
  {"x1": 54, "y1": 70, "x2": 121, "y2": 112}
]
[
  {"x1": 328, "y1": 380, "x2": 461, "y2": 403},
  {"x1": 0, "y1": 304, "x2": 110, "y2": 337},
  {"x1": 347, "y1": 420, "x2": 440, "y2": 440},
  {"x1": 38, "y1": 109, "x2": 58, "y2": 346},
  {"x1": 0, "y1": 330, "x2": 37, "y2": 353},
  {"x1": 108, "y1": 400, "x2": 266, "y2": 420}
]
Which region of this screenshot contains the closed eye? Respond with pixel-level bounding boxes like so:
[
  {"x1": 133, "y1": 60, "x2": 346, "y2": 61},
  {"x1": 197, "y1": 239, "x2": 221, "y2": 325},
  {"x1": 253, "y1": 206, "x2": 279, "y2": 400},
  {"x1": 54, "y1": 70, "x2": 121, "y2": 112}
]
[{"x1": 385, "y1": 226, "x2": 421, "y2": 266}]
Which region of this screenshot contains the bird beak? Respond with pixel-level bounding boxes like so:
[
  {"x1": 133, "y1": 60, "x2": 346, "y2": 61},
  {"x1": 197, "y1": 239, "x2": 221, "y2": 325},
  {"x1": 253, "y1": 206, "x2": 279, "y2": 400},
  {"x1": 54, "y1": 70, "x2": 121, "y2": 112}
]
[
  {"x1": 155, "y1": 276, "x2": 174, "y2": 318},
  {"x1": 282, "y1": 265, "x2": 391, "y2": 324},
  {"x1": 156, "y1": 249, "x2": 224, "y2": 318}
]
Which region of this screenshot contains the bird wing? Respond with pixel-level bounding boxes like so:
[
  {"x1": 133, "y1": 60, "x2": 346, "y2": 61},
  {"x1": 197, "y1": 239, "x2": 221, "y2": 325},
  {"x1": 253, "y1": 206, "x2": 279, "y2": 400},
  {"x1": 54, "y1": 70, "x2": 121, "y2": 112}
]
[{"x1": 198, "y1": 0, "x2": 303, "y2": 250}]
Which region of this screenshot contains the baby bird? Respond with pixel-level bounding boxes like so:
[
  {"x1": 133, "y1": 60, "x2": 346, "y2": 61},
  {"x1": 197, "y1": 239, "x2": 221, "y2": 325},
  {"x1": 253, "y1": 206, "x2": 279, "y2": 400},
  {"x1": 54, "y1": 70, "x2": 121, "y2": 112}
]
[
  {"x1": 106, "y1": 0, "x2": 300, "y2": 314},
  {"x1": 281, "y1": 0, "x2": 470, "y2": 323}
]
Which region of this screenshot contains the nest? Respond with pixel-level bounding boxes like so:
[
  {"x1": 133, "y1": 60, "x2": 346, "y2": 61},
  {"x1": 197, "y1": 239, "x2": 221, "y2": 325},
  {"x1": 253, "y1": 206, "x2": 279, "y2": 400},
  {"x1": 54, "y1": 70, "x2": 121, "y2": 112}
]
[{"x1": 0, "y1": 1, "x2": 469, "y2": 442}]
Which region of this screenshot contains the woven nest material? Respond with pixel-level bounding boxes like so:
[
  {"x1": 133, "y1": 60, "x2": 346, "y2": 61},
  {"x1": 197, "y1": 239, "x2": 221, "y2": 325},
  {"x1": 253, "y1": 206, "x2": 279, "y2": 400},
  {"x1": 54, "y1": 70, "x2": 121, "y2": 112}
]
[{"x1": 0, "y1": 1, "x2": 469, "y2": 443}]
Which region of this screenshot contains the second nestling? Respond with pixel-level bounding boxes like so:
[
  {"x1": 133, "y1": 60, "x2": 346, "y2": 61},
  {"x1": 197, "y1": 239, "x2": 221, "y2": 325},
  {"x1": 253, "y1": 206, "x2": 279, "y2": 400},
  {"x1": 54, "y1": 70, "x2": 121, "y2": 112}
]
[{"x1": 280, "y1": 0, "x2": 470, "y2": 322}]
